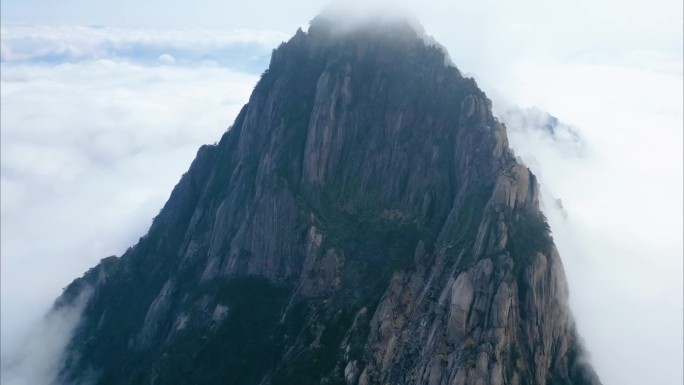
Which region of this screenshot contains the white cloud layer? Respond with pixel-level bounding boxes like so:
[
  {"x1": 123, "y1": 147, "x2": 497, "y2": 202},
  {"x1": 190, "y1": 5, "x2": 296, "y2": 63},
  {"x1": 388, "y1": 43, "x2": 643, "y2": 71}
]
[
  {"x1": 1, "y1": 2, "x2": 682, "y2": 384},
  {"x1": 1, "y1": 288, "x2": 93, "y2": 385}
]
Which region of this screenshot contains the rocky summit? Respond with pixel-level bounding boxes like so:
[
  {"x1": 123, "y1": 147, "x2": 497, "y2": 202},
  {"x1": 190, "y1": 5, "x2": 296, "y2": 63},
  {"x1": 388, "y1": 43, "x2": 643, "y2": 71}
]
[{"x1": 54, "y1": 13, "x2": 602, "y2": 385}]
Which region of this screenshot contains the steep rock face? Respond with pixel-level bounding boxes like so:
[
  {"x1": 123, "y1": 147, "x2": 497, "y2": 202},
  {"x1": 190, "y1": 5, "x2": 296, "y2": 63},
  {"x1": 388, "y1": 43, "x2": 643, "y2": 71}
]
[{"x1": 55, "y1": 16, "x2": 601, "y2": 385}]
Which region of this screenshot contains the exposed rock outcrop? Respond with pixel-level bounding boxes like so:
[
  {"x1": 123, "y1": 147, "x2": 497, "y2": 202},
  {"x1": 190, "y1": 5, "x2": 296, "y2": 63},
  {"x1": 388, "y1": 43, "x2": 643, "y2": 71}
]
[{"x1": 54, "y1": 14, "x2": 601, "y2": 385}]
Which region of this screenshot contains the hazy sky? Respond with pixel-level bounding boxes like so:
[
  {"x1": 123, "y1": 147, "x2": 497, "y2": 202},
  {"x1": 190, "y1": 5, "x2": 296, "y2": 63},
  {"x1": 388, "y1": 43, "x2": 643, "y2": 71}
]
[{"x1": 1, "y1": 1, "x2": 682, "y2": 384}]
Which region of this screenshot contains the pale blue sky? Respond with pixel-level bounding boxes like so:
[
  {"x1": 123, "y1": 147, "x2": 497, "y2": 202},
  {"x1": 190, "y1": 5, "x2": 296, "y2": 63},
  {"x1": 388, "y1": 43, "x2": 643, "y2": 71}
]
[{"x1": 1, "y1": 0, "x2": 316, "y2": 29}]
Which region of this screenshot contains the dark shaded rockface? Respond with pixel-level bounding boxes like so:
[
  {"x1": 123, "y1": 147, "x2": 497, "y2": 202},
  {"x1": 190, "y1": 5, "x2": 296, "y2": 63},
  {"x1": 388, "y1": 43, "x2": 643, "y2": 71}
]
[{"x1": 56, "y1": 16, "x2": 601, "y2": 385}]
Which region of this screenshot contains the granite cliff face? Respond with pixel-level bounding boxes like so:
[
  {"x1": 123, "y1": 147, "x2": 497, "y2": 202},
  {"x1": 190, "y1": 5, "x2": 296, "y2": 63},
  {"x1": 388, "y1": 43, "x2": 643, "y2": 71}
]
[{"x1": 55, "y1": 15, "x2": 601, "y2": 385}]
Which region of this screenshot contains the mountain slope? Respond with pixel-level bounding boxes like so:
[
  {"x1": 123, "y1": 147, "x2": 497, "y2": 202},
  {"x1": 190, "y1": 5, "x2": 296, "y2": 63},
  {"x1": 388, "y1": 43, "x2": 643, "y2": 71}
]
[{"x1": 55, "y1": 15, "x2": 601, "y2": 385}]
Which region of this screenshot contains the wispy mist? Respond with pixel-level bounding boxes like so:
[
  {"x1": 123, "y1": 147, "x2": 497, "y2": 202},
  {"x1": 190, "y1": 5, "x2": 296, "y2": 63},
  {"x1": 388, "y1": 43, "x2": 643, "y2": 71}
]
[{"x1": 1, "y1": 288, "x2": 92, "y2": 385}]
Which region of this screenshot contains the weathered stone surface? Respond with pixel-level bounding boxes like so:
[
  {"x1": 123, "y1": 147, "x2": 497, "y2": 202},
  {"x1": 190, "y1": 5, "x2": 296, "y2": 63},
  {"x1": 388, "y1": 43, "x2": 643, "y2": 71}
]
[
  {"x1": 137, "y1": 279, "x2": 175, "y2": 348},
  {"x1": 448, "y1": 272, "x2": 475, "y2": 343}
]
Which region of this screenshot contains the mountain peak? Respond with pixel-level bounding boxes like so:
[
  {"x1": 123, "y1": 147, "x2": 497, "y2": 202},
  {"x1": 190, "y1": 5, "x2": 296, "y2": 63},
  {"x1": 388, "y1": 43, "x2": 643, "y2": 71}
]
[
  {"x1": 305, "y1": 5, "x2": 454, "y2": 66},
  {"x1": 53, "y1": 13, "x2": 600, "y2": 385}
]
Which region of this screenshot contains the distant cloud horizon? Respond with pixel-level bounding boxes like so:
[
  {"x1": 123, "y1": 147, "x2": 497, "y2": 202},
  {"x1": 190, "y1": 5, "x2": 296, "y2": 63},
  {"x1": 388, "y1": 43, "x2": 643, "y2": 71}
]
[{"x1": 0, "y1": 24, "x2": 288, "y2": 72}]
